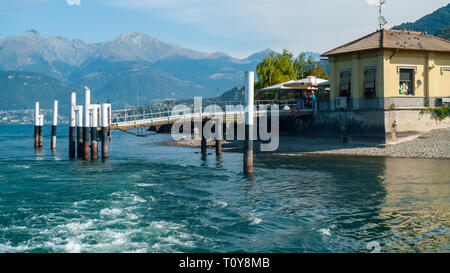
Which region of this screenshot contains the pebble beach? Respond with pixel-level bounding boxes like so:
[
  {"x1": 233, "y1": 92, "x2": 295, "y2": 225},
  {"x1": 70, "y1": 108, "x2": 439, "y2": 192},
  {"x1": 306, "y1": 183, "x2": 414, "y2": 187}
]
[{"x1": 166, "y1": 128, "x2": 450, "y2": 159}]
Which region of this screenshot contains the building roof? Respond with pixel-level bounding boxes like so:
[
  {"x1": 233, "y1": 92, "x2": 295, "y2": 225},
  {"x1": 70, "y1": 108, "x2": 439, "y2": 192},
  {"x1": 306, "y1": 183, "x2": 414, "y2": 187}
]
[
  {"x1": 322, "y1": 29, "x2": 450, "y2": 57},
  {"x1": 260, "y1": 77, "x2": 328, "y2": 92},
  {"x1": 284, "y1": 76, "x2": 329, "y2": 87}
]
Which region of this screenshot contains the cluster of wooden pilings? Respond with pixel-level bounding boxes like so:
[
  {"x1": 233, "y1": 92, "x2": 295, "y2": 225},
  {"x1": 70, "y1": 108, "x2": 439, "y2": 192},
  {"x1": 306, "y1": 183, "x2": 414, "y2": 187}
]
[
  {"x1": 34, "y1": 87, "x2": 112, "y2": 161},
  {"x1": 198, "y1": 71, "x2": 254, "y2": 174}
]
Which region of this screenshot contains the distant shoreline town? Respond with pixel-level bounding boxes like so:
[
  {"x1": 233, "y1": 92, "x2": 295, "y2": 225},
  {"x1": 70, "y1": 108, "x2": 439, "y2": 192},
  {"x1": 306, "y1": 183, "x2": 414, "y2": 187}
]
[{"x1": 0, "y1": 109, "x2": 68, "y2": 124}]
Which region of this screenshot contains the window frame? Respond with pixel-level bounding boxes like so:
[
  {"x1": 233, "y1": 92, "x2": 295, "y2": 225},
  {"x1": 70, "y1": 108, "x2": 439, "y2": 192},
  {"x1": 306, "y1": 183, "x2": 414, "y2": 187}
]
[
  {"x1": 339, "y1": 70, "x2": 351, "y2": 98},
  {"x1": 399, "y1": 68, "x2": 415, "y2": 96},
  {"x1": 363, "y1": 68, "x2": 376, "y2": 99}
]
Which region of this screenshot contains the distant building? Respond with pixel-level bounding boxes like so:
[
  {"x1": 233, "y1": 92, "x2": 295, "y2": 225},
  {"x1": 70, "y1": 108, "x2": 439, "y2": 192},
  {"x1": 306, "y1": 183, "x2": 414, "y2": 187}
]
[{"x1": 319, "y1": 29, "x2": 450, "y2": 143}]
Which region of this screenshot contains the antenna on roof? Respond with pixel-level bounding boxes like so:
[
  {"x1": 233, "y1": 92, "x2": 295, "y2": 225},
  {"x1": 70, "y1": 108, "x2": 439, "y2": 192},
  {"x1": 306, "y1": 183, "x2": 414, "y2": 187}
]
[
  {"x1": 367, "y1": 0, "x2": 388, "y2": 30},
  {"x1": 377, "y1": 0, "x2": 387, "y2": 30}
]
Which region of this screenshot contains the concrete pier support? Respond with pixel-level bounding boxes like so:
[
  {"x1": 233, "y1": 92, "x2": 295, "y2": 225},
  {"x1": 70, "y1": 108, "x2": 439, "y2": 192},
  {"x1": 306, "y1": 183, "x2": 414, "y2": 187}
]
[
  {"x1": 69, "y1": 93, "x2": 76, "y2": 158},
  {"x1": 244, "y1": 71, "x2": 254, "y2": 174},
  {"x1": 101, "y1": 104, "x2": 110, "y2": 160},
  {"x1": 34, "y1": 102, "x2": 40, "y2": 148},
  {"x1": 83, "y1": 87, "x2": 90, "y2": 161},
  {"x1": 51, "y1": 100, "x2": 58, "y2": 150}
]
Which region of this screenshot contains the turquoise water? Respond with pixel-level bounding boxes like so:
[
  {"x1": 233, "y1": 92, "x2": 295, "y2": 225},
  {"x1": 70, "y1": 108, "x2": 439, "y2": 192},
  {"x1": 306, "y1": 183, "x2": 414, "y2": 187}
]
[{"x1": 0, "y1": 124, "x2": 449, "y2": 253}]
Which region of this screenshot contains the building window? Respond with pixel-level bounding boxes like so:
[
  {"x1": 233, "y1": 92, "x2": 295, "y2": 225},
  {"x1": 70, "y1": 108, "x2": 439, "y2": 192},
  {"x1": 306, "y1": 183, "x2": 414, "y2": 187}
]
[
  {"x1": 363, "y1": 69, "x2": 376, "y2": 99},
  {"x1": 399, "y1": 69, "x2": 414, "y2": 95},
  {"x1": 339, "y1": 71, "x2": 351, "y2": 98}
]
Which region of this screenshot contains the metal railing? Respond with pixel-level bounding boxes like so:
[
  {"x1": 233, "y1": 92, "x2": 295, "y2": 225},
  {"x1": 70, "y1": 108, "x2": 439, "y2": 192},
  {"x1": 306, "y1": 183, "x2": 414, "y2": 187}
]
[{"x1": 110, "y1": 99, "x2": 314, "y2": 129}]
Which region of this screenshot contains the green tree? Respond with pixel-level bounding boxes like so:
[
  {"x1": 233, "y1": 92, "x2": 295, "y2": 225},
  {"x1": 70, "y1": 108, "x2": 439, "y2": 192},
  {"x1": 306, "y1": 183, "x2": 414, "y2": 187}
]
[
  {"x1": 293, "y1": 52, "x2": 329, "y2": 80},
  {"x1": 255, "y1": 50, "x2": 296, "y2": 90}
]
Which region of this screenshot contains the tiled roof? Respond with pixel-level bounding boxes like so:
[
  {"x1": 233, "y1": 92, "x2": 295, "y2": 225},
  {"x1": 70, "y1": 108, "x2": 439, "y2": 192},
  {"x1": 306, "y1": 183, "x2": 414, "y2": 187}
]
[{"x1": 322, "y1": 29, "x2": 450, "y2": 57}]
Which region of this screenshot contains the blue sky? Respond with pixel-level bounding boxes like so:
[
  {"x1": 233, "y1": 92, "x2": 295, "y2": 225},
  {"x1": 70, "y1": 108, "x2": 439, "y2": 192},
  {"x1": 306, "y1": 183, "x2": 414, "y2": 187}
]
[{"x1": 0, "y1": 0, "x2": 448, "y2": 58}]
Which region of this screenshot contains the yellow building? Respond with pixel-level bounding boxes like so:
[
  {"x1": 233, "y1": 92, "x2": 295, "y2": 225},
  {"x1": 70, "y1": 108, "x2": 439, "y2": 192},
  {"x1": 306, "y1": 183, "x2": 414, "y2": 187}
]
[{"x1": 320, "y1": 29, "x2": 450, "y2": 143}]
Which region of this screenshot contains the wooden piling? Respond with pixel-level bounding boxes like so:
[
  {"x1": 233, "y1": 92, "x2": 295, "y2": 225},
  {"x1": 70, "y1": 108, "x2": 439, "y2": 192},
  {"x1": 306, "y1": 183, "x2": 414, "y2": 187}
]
[
  {"x1": 38, "y1": 114, "x2": 44, "y2": 148},
  {"x1": 244, "y1": 71, "x2": 254, "y2": 174},
  {"x1": 51, "y1": 100, "x2": 58, "y2": 150},
  {"x1": 83, "y1": 87, "x2": 90, "y2": 161},
  {"x1": 76, "y1": 107, "x2": 83, "y2": 158},
  {"x1": 90, "y1": 105, "x2": 99, "y2": 160},
  {"x1": 101, "y1": 104, "x2": 109, "y2": 159},
  {"x1": 215, "y1": 140, "x2": 222, "y2": 155},
  {"x1": 201, "y1": 119, "x2": 207, "y2": 156},
  {"x1": 34, "y1": 102, "x2": 39, "y2": 148},
  {"x1": 69, "y1": 93, "x2": 76, "y2": 158}
]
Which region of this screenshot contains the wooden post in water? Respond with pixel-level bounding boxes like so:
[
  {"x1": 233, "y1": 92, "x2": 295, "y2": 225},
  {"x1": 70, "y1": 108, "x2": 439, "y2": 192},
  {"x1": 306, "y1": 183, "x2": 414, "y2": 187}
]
[
  {"x1": 244, "y1": 71, "x2": 254, "y2": 174},
  {"x1": 76, "y1": 106, "x2": 83, "y2": 158},
  {"x1": 34, "y1": 102, "x2": 40, "y2": 148},
  {"x1": 51, "y1": 100, "x2": 58, "y2": 150},
  {"x1": 90, "y1": 105, "x2": 100, "y2": 160},
  {"x1": 69, "y1": 93, "x2": 76, "y2": 158},
  {"x1": 38, "y1": 114, "x2": 44, "y2": 148},
  {"x1": 101, "y1": 104, "x2": 109, "y2": 160},
  {"x1": 201, "y1": 119, "x2": 207, "y2": 156},
  {"x1": 215, "y1": 120, "x2": 222, "y2": 155},
  {"x1": 83, "y1": 87, "x2": 90, "y2": 160}
]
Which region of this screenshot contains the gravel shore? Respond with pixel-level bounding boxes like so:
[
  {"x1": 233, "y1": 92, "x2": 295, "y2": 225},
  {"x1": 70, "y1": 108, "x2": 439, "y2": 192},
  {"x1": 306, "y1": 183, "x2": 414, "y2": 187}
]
[{"x1": 165, "y1": 128, "x2": 450, "y2": 159}]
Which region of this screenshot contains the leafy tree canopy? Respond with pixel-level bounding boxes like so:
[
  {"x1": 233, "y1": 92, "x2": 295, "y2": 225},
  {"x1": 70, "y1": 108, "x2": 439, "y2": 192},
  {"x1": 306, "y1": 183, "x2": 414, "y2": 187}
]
[{"x1": 255, "y1": 49, "x2": 329, "y2": 90}]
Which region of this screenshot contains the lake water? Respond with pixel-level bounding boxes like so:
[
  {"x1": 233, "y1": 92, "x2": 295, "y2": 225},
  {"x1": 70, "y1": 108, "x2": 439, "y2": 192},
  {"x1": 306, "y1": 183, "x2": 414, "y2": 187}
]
[{"x1": 0, "y1": 124, "x2": 449, "y2": 253}]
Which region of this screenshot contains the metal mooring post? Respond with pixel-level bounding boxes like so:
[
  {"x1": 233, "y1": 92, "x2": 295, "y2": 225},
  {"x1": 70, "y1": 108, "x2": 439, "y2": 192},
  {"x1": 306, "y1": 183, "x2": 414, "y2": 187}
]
[
  {"x1": 51, "y1": 100, "x2": 58, "y2": 150},
  {"x1": 244, "y1": 71, "x2": 254, "y2": 174}
]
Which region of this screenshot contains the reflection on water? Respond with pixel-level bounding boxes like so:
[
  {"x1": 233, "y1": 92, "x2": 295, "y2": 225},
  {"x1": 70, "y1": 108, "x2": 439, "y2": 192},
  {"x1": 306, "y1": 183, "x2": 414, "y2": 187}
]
[{"x1": 0, "y1": 124, "x2": 448, "y2": 253}]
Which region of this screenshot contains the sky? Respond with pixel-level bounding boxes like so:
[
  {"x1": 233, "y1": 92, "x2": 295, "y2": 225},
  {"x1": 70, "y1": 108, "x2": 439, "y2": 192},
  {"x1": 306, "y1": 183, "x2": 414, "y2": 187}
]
[{"x1": 0, "y1": 0, "x2": 448, "y2": 58}]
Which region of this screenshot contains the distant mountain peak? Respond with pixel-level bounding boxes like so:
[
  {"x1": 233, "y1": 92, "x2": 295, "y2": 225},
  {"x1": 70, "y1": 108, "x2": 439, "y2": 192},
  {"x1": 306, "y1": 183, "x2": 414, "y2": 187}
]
[{"x1": 25, "y1": 29, "x2": 40, "y2": 35}]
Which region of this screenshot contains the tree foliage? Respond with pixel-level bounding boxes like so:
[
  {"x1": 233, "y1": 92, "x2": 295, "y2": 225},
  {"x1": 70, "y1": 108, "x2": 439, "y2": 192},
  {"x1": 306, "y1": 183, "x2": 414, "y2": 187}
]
[
  {"x1": 255, "y1": 49, "x2": 329, "y2": 90},
  {"x1": 293, "y1": 52, "x2": 329, "y2": 80},
  {"x1": 255, "y1": 49, "x2": 296, "y2": 90}
]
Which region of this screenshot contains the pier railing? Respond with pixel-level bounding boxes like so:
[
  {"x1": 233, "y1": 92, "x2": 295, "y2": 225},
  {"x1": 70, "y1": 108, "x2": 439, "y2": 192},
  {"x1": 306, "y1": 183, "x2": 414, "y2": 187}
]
[{"x1": 110, "y1": 99, "x2": 313, "y2": 130}]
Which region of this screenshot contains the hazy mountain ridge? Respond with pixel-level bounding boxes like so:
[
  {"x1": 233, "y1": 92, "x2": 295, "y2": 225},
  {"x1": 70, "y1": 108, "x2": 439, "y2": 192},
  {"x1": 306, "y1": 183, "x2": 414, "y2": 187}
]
[
  {"x1": 0, "y1": 70, "x2": 75, "y2": 112},
  {"x1": 0, "y1": 30, "x2": 281, "y2": 108}
]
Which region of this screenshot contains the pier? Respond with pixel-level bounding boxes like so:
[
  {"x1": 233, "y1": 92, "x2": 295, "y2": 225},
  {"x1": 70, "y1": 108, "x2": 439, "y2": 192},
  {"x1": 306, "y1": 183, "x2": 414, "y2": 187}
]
[{"x1": 33, "y1": 72, "x2": 315, "y2": 173}]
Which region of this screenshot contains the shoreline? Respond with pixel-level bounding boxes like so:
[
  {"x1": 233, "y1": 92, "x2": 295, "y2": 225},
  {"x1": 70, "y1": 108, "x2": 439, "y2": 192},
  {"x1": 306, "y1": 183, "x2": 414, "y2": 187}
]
[{"x1": 165, "y1": 128, "x2": 450, "y2": 159}]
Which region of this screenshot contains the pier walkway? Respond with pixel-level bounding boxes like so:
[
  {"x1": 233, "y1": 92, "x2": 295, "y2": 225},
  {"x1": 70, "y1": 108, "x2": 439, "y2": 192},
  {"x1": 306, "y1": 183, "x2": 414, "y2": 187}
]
[{"x1": 110, "y1": 100, "x2": 313, "y2": 131}]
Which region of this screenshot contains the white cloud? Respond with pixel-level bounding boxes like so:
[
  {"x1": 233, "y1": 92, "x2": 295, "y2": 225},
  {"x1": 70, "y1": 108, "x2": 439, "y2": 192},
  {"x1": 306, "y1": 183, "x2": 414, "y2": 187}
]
[
  {"x1": 67, "y1": 0, "x2": 81, "y2": 6},
  {"x1": 105, "y1": 0, "x2": 450, "y2": 56}
]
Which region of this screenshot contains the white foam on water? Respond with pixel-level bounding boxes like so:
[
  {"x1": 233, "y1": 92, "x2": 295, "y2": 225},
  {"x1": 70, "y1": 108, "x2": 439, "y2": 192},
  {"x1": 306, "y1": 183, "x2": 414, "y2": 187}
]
[
  {"x1": 63, "y1": 220, "x2": 94, "y2": 232},
  {"x1": 251, "y1": 217, "x2": 262, "y2": 225},
  {"x1": 64, "y1": 239, "x2": 82, "y2": 253},
  {"x1": 10, "y1": 164, "x2": 30, "y2": 169},
  {"x1": 131, "y1": 195, "x2": 146, "y2": 203},
  {"x1": 100, "y1": 208, "x2": 122, "y2": 217},
  {"x1": 136, "y1": 183, "x2": 156, "y2": 187},
  {"x1": 319, "y1": 228, "x2": 331, "y2": 236},
  {"x1": 210, "y1": 200, "x2": 228, "y2": 208}
]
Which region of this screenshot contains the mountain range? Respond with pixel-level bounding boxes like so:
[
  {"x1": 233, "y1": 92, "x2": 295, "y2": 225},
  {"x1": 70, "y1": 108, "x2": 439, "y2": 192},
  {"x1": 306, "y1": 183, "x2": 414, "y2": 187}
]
[
  {"x1": 392, "y1": 3, "x2": 449, "y2": 40},
  {"x1": 0, "y1": 30, "x2": 322, "y2": 111}
]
